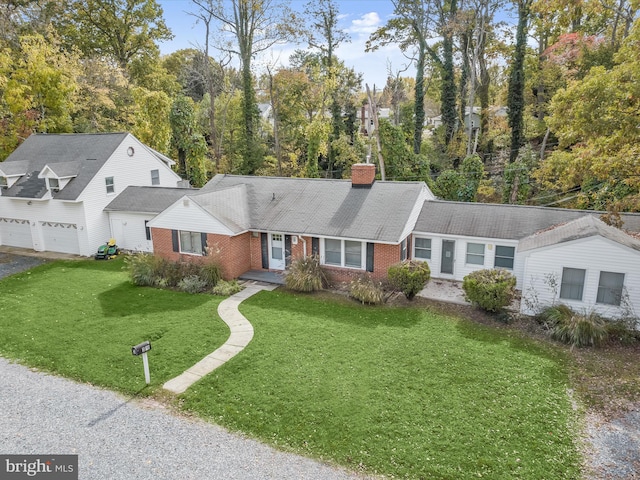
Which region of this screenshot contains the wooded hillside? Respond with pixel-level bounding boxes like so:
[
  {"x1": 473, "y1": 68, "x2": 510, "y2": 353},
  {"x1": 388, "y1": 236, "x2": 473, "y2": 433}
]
[{"x1": 1, "y1": 0, "x2": 638, "y2": 212}]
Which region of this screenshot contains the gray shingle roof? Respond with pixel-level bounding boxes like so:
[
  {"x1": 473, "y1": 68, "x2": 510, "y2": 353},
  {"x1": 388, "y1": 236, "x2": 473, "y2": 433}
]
[
  {"x1": 415, "y1": 200, "x2": 640, "y2": 239},
  {"x1": 105, "y1": 186, "x2": 195, "y2": 214},
  {"x1": 1, "y1": 133, "x2": 129, "y2": 200},
  {"x1": 201, "y1": 174, "x2": 427, "y2": 243},
  {"x1": 518, "y1": 215, "x2": 640, "y2": 252},
  {"x1": 190, "y1": 185, "x2": 251, "y2": 233}
]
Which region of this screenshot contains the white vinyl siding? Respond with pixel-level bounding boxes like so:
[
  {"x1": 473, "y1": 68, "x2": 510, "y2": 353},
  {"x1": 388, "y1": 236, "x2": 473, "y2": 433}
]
[
  {"x1": 466, "y1": 243, "x2": 485, "y2": 265},
  {"x1": 597, "y1": 271, "x2": 624, "y2": 306},
  {"x1": 414, "y1": 237, "x2": 431, "y2": 260},
  {"x1": 494, "y1": 245, "x2": 515, "y2": 269},
  {"x1": 560, "y1": 267, "x2": 586, "y2": 301},
  {"x1": 179, "y1": 230, "x2": 203, "y2": 255}
]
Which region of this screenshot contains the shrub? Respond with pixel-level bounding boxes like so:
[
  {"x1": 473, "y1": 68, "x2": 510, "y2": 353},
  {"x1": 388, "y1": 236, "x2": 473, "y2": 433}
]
[
  {"x1": 349, "y1": 275, "x2": 385, "y2": 305},
  {"x1": 606, "y1": 320, "x2": 639, "y2": 346},
  {"x1": 387, "y1": 260, "x2": 431, "y2": 300},
  {"x1": 462, "y1": 269, "x2": 517, "y2": 312},
  {"x1": 213, "y1": 280, "x2": 244, "y2": 296},
  {"x1": 540, "y1": 304, "x2": 608, "y2": 348},
  {"x1": 177, "y1": 275, "x2": 209, "y2": 294},
  {"x1": 126, "y1": 254, "x2": 163, "y2": 287},
  {"x1": 285, "y1": 255, "x2": 327, "y2": 292},
  {"x1": 199, "y1": 262, "x2": 223, "y2": 288},
  {"x1": 126, "y1": 254, "x2": 223, "y2": 290}
]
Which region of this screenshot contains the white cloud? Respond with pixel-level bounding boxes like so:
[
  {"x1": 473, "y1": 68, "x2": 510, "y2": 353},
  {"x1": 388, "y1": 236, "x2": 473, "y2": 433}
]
[{"x1": 348, "y1": 12, "x2": 381, "y2": 35}]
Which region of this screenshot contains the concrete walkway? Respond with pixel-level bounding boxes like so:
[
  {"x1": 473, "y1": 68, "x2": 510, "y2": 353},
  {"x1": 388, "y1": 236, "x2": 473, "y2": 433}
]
[{"x1": 163, "y1": 282, "x2": 277, "y2": 394}]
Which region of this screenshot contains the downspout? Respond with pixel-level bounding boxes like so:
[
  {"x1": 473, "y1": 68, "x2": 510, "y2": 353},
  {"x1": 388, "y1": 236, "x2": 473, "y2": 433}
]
[{"x1": 299, "y1": 235, "x2": 307, "y2": 257}]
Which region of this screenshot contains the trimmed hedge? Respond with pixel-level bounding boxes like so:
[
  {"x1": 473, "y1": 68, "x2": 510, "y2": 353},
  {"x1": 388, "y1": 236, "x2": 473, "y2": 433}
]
[
  {"x1": 387, "y1": 260, "x2": 431, "y2": 300},
  {"x1": 462, "y1": 269, "x2": 516, "y2": 312}
]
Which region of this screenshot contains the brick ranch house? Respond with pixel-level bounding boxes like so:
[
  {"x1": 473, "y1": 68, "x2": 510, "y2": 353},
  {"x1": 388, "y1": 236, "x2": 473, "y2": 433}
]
[
  {"x1": 144, "y1": 163, "x2": 640, "y2": 320},
  {"x1": 147, "y1": 164, "x2": 432, "y2": 283}
]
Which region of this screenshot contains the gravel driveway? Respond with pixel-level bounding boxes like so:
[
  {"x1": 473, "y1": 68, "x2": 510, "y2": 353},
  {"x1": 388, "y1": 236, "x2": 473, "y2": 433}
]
[
  {"x1": 0, "y1": 358, "x2": 372, "y2": 480},
  {"x1": 0, "y1": 252, "x2": 45, "y2": 280}
]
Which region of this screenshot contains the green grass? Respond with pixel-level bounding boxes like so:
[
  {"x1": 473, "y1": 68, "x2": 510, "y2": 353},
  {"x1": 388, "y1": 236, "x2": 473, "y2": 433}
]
[
  {"x1": 0, "y1": 259, "x2": 228, "y2": 394},
  {"x1": 181, "y1": 290, "x2": 581, "y2": 479},
  {"x1": 0, "y1": 262, "x2": 582, "y2": 478}
]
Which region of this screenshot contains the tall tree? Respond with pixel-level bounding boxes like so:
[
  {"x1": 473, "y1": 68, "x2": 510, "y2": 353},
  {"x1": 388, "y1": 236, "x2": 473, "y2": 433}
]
[
  {"x1": 304, "y1": 0, "x2": 350, "y2": 177},
  {"x1": 192, "y1": 0, "x2": 299, "y2": 174},
  {"x1": 1, "y1": 32, "x2": 79, "y2": 146},
  {"x1": 368, "y1": 0, "x2": 459, "y2": 153},
  {"x1": 60, "y1": 0, "x2": 172, "y2": 71},
  {"x1": 169, "y1": 94, "x2": 208, "y2": 186},
  {"x1": 536, "y1": 18, "x2": 640, "y2": 210},
  {"x1": 507, "y1": 0, "x2": 532, "y2": 163}
]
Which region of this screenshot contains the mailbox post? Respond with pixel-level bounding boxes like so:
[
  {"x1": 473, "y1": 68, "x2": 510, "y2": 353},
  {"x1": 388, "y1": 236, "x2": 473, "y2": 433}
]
[{"x1": 131, "y1": 340, "x2": 152, "y2": 384}]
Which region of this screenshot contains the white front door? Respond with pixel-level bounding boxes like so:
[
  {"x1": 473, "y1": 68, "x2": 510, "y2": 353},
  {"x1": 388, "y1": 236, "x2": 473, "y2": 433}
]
[{"x1": 269, "y1": 233, "x2": 285, "y2": 270}]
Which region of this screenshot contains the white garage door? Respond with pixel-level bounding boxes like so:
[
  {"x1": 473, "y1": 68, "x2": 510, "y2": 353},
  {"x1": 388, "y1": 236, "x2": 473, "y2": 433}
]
[
  {"x1": 0, "y1": 218, "x2": 33, "y2": 248},
  {"x1": 41, "y1": 222, "x2": 80, "y2": 255}
]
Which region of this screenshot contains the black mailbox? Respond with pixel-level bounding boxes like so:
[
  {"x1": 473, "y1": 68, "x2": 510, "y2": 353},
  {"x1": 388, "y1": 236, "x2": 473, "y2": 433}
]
[{"x1": 132, "y1": 340, "x2": 151, "y2": 356}]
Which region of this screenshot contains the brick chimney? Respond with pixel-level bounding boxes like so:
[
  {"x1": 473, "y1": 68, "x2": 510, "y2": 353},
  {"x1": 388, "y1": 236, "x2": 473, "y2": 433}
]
[{"x1": 351, "y1": 163, "x2": 376, "y2": 188}]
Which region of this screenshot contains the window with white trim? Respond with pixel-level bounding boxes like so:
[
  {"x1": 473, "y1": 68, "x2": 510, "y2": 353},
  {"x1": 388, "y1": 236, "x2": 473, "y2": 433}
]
[
  {"x1": 322, "y1": 239, "x2": 364, "y2": 269},
  {"x1": 145, "y1": 220, "x2": 151, "y2": 241},
  {"x1": 494, "y1": 245, "x2": 515, "y2": 269},
  {"x1": 560, "y1": 267, "x2": 585, "y2": 301},
  {"x1": 400, "y1": 238, "x2": 408, "y2": 261},
  {"x1": 0, "y1": 176, "x2": 8, "y2": 188},
  {"x1": 597, "y1": 271, "x2": 624, "y2": 306},
  {"x1": 466, "y1": 243, "x2": 485, "y2": 265},
  {"x1": 105, "y1": 176, "x2": 115, "y2": 194},
  {"x1": 414, "y1": 237, "x2": 431, "y2": 260},
  {"x1": 49, "y1": 178, "x2": 60, "y2": 192},
  {"x1": 151, "y1": 169, "x2": 160, "y2": 185},
  {"x1": 179, "y1": 230, "x2": 203, "y2": 255}
]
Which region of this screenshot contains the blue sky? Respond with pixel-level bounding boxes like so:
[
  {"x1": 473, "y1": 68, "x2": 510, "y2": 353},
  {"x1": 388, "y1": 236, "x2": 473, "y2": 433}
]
[{"x1": 157, "y1": 0, "x2": 412, "y2": 89}]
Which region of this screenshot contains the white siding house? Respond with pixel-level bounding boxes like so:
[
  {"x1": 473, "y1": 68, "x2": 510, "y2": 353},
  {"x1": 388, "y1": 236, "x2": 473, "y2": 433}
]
[
  {"x1": 519, "y1": 216, "x2": 640, "y2": 318},
  {"x1": 0, "y1": 133, "x2": 182, "y2": 256}
]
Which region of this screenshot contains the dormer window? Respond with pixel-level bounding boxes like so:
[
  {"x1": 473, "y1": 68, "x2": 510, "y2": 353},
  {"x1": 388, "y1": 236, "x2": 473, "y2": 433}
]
[
  {"x1": 49, "y1": 178, "x2": 60, "y2": 192},
  {"x1": 0, "y1": 176, "x2": 7, "y2": 188}
]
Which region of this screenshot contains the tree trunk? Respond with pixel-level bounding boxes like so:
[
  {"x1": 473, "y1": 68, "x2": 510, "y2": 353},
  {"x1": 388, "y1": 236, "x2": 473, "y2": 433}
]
[
  {"x1": 507, "y1": 0, "x2": 530, "y2": 163},
  {"x1": 366, "y1": 83, "x2": 385, "y2": 181}
]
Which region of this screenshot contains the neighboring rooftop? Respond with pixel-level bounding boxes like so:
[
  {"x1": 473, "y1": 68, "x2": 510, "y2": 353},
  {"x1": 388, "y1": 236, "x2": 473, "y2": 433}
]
[
  {"x1": 415, "y1": 200, "x2": 640, "y2": 239},
  {"x1": 1, "y1": 133, "x2": 129, "y2": 200},
  {"x1": 105, "y1": 186, "x2": 195, "y2": 214}
]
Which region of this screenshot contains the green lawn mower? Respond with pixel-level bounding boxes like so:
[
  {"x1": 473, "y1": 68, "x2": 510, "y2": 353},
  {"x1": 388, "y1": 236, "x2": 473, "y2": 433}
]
[{"x1": 95, "y1": 238, "x2": 120, "y2": 260}]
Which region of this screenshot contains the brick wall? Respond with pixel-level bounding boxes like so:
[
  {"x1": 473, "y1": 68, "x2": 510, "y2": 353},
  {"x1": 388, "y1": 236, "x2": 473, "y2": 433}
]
[
  {"x1": 151, "y1": 227, "x2": 252, "y2": 279},
  {"x1": 153, "y1": 228, "x2": 403, "y2": 283}
]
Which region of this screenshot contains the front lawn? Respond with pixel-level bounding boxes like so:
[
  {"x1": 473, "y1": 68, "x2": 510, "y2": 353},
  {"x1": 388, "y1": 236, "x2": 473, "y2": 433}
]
[
  {"x1": 0, "y1": 259, "x2": 228, "y2": 394},
  {"x1": 0, "y1": 261, "x2": 582, "y2": 478},
  {"x1": 181, "y1": 290, "x2": 581, "y2": 479}
]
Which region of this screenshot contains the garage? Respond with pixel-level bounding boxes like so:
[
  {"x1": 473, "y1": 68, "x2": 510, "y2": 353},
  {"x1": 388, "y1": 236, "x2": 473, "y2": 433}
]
[
  {"x1": 0, "y1": 218, "x2": 33, "y2": 248},
  {"x1": 40, "y1": 222, "x2": 80, "y2": 255}
]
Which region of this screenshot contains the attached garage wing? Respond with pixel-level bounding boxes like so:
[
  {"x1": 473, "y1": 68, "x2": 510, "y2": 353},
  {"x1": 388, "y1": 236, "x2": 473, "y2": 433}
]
[
  {"x1": 40, "y1": 222, "x2": 79, "y2": 255},
  {"x1": 0, "y1": 218, "x2": 33, "y2": 248}
]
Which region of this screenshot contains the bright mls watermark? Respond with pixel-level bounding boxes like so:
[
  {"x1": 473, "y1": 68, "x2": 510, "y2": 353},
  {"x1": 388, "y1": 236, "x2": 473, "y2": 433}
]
[{"x1": 1, "y1": 455, "x2": 77, "y2": 479}]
